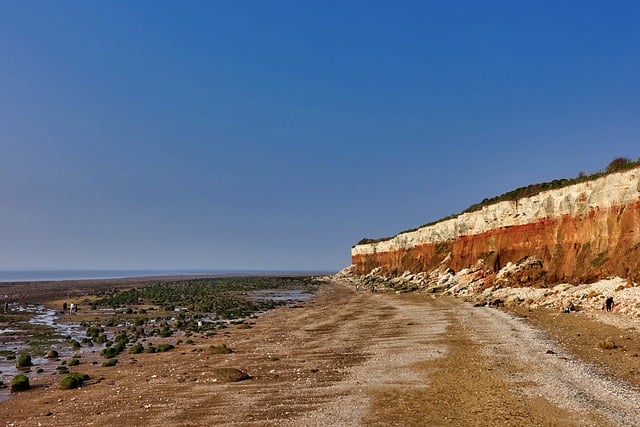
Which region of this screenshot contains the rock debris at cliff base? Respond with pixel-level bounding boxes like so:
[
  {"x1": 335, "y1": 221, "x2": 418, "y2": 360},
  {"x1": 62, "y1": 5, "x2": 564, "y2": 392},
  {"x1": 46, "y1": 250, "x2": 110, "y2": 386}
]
[{"x1": 338, "y1": 257, "x2": 640, "y2": 317}]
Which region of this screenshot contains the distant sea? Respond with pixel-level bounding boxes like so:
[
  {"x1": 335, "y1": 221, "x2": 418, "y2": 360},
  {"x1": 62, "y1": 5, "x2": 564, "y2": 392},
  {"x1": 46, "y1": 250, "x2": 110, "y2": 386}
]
[{"x1": 0, "y1": 269, "x2": 331, "y2": 283}]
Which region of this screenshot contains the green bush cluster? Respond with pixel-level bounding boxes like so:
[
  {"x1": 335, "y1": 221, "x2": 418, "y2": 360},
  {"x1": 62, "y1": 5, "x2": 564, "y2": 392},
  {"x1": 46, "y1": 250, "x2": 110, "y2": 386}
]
[
  {"x1": 156, "y1": 343, "x2": 174, "y2": 352},
  {"x1": 16, "y1": 354, "x2": 32, "y2": 368},
  {"x1": 93, "y1": 277, "x2": 319, "y2": 321},
  {"x1": 59, "y1": 373, "x2": 90, "y2": 389},
  {"x1": 11, "y1": 374, "x2": 30, "y2": 391},
  {"x1": 128, "y1": 344, "x2": 144, "y2": 354},
  {"x1": 102, "y1": 359, "x2": 118, "y2": 367}
]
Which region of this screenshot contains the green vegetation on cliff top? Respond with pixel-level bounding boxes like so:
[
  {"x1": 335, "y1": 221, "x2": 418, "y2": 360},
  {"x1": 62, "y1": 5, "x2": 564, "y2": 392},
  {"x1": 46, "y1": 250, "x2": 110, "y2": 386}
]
[{"x1": 355, "y1": 157, "x2": 640, "y2": 246}]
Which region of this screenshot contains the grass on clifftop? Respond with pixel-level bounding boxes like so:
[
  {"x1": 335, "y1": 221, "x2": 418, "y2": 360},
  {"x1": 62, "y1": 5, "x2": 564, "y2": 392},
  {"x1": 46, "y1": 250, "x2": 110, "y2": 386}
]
[{"x1": 356, "y1": 157, "x2": 640, "y2": 246}]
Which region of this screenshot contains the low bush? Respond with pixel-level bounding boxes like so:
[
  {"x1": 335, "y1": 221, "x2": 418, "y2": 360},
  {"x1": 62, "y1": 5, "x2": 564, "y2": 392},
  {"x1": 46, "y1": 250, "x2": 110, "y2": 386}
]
[
  {"x1": 102, "y1": 359, "x2": 118, "y2": 367},
  {"x1": 129, "y1": 344, "x2": 144, "y2": 354},
  {"x1": 16, "y1": 354, "x2": 32, "y2": 368},
  {"x1": 67, "y1": 358, "x2": 80, "y2": 367},
  {"x1": 102, "y1": 342, "x2": 125, "y2": 358},
  {"x1": 46, "y1": 350, "x2": 59, "y2": 359},
  {"x1": 10, "y1": 374, "x2": 30, "y2": 391},
  {"x1": 60, "y1": 373, "x2": 90, "y2": 389},
  {"x1": 156, "y1": 343, "x2": 174, "y2": 352}
]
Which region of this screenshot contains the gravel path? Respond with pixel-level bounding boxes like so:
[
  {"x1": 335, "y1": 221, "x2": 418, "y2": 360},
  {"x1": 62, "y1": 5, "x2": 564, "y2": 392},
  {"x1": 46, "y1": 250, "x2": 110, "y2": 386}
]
[
  {"x1": 291, "y1": 288, "x2": 640, "y2": 426},
  {"x1": 454, "y1": 301, "x2": 640, "y2": 426}
]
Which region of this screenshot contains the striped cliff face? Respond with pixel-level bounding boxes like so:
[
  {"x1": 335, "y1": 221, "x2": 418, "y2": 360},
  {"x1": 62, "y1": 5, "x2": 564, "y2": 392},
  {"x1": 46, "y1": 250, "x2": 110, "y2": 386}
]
[{"x1": 352, "y1": 167, "x2": 640, "y2": 284}]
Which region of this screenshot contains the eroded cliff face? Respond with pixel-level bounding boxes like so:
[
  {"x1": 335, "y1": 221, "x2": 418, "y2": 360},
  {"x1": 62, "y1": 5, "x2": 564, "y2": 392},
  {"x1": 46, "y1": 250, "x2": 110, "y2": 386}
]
[{"x1": 352, "y1": 167, "x2": 640, "y2": 284}]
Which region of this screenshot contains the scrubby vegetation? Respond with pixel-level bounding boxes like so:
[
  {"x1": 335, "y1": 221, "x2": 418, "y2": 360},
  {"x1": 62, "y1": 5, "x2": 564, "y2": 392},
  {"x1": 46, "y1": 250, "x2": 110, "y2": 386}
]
[
  {"x1": 2, "y1": 276, "x2": 318, "y2": 390},
  {"x1": 94, "y1": 276, "x2": 318, "y2": 319},
  {"x1": 128, "y1": 344, "x2": 144, "y2": 354},
  {"x1": 356, "y1": 157, "x2": 640, "y2": 245},
  {"x1": 156, "y1": 343, "x2": 175, "y2": 352},
  {"x1": 102, "y1": 358, "x2": 118, "y2": 367},
  {"x1": 16, "y1": 354, "x2": 32, "y2": 368},
  {"x1": 60, "y1": 373, "x2": 89, "y2": 389},
  {"x1": 10, "y1": 374, "x2": 30, "y2": 391}
]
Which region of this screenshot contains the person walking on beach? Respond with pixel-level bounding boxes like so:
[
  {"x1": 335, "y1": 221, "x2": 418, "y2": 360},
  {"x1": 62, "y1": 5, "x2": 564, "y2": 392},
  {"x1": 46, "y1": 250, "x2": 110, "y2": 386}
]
[
  {"x1": 605, "y1": 297, "x2": 614, "y2": 312},
  {"x1": 3, "y1": 301, "x2": 7, "y2": 313}
]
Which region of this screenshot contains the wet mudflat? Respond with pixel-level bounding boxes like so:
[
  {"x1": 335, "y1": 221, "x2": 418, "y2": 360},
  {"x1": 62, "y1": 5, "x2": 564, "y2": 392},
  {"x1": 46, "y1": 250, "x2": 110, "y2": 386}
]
[
  {"x1": 2, "y1": 279, "x2": 640, "y2": 426},
  {"x1": 0, "y1": 276, "x2": 318, "y2": 404}
]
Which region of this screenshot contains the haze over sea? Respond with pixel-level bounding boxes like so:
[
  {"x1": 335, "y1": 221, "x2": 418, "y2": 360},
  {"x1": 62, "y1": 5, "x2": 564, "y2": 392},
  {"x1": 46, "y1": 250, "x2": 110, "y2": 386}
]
[{"x1": 0, "y1": 269, "x2": 330, "y2": 283}]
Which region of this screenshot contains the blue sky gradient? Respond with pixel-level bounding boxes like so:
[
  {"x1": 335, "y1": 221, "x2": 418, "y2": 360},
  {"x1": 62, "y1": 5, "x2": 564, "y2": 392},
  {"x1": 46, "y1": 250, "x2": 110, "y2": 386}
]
[{"x1": 1, "y1": 1, "x2": 639, "y2": 270}]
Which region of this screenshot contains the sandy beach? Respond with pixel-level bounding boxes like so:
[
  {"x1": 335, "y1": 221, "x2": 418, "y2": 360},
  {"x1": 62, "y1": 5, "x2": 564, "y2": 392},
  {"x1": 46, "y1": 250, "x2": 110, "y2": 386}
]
[{"x1": 2, "y1": 276, "x2": 640, "y2": 426}]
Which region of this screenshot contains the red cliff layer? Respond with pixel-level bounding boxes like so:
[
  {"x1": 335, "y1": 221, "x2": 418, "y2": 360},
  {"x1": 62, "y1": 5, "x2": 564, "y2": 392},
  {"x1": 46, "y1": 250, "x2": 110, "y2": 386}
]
[{"x1": 352, "y1": 200, "x2": 640, "y2": 284}]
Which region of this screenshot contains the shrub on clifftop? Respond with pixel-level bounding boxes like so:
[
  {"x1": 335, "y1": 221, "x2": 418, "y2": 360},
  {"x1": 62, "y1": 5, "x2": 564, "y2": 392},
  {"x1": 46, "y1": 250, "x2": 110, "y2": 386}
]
[{"x1": 606, "y1": 157, "x2": 633, "y2": 173}]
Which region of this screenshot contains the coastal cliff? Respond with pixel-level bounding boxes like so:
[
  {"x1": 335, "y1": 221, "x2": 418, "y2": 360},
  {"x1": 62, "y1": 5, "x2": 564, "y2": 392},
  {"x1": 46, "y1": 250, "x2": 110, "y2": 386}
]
[{"x1": 352, "y1": 165, "x2": 640, "y2": 285}]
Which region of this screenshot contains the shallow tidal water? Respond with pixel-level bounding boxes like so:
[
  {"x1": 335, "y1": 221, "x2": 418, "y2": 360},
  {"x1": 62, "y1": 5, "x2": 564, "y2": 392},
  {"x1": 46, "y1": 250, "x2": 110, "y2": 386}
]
[
  {"x1": 0, "y1": 288, "x2": 314, "y2": 400},
  {"x1": 0, "y1": 305, "x2": 92, "y2": 399}
]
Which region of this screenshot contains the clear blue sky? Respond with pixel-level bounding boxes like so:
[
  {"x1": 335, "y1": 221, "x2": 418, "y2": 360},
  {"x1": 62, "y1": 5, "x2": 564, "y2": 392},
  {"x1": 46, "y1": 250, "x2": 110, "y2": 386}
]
[{"x1": 1, "y1": 1, "x2": 639, "y2": 271}]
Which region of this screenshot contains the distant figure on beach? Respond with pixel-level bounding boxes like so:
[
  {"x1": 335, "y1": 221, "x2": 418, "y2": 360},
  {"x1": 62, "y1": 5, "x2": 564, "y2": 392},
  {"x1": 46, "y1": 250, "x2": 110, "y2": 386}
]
[
  {"x1": 605, "y1": 297, "x2": 614, "y2": 312},
  {"x1": 63, "y1": 302, "x2": 68, "y2": 313},
  {"x1": 563, "y1": 301, "x2": 575, "y2": 313},
  {"x1": 3, "y1": 301, "x2": 8, "y2": 313},
  {"x1": 70, "y1": 303, "x2": 76, "y2": 315}
]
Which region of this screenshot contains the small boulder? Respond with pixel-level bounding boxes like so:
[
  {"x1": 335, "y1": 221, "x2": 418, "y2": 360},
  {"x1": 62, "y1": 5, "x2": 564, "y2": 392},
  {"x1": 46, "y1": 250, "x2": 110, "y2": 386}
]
[
  {"x1": 210, "y1": 368, "x2": 250, "y2": 382},
  {"x1": 208, "y1": 344, "x2": 233, "y2": 355}
]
